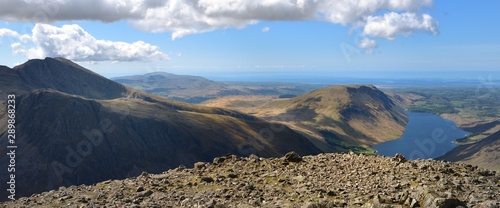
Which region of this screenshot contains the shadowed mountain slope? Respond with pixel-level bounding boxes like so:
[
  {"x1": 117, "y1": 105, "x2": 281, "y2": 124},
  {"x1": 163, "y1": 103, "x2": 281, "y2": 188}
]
[
  {"x1": 437, "y1": 130, "x2": 500, "y2": 171},
  {"x1": 0, "y1": 58, "x2": 321, "y2": 200}
]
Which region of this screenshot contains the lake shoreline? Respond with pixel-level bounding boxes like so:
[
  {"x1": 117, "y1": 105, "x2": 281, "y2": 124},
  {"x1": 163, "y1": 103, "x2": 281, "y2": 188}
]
[{"x1": 372, "y1": 112, "x2": 470, "y2": 160}]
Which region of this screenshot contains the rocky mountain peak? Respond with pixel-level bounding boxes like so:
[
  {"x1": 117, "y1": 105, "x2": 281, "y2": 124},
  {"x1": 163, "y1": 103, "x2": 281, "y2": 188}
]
[
  {"x1": 3, "y1": 152, "x2": 498, "y2": 207},
  {"x1": 12, "y1": 57, "x2": 127, "y2": 99}
]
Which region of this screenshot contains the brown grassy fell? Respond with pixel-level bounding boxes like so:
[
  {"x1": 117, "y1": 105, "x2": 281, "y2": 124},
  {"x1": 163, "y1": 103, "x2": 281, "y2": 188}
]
[
  {"x1": 203, "y1": 85, "x2": 408, "y2": 153},
  {"x1": 0, "y1": 58, "x2": 321, "y2": 200}
]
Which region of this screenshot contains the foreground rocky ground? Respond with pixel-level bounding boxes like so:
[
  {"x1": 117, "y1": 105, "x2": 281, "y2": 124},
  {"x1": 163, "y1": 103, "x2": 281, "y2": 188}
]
[{"x1": 2, "y1": 152, "x2": 499, "y2": 208}]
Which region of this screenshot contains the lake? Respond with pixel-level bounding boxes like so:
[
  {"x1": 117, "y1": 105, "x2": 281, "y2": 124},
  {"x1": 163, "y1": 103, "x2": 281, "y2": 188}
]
[{"x1": 372, "y1": 112, "x2": 469, "y2": 160}]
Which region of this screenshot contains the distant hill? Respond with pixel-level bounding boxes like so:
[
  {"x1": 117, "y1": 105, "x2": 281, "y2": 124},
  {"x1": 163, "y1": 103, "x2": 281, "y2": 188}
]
[
  {"x1": 0, "y1": 58, "x2": 321, "y2": 200},
  {"x1": 112, "y1": 72, "x2": 322, "y2": 103},
  {"x1": 203, "y1": 85, "x2": 408, "y2": 153},
  {"x1": 437, "y1": 130, "x2": 500, "y2": 171},
  {"x1": 112, "y1": 72, "x2": 227, "y2": 103}
]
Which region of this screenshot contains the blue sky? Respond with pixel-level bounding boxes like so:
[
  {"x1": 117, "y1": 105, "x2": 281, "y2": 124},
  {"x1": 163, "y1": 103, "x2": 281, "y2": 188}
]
[{"x1": 0, "y1": 0, "x2": 499, "y2": 81}]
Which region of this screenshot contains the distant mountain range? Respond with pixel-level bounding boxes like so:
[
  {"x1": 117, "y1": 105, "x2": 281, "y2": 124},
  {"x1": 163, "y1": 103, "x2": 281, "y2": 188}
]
[
  {"x1": 112, "y1": 72, "x2": 322, "y2": 103},
  {"x1": 0, "y1": 58, "x2": 321, "y2": 199}
]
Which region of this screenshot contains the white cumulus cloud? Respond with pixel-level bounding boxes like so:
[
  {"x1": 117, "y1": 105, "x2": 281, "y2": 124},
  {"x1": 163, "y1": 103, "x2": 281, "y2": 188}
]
[
  {"x1": 6, "y1": 24, "x2": 168, "y2": 62},
  {"x1": 0, "y1": 0, "x2": 440, "y2": 56},
  {"x1": 0, "y1": 28, "x2": 20, "y2": 37},
  {"x1": 363, "y1": 12, "x2": 438, "y2": 40},
  {"x1": 357, "y1": 38, "x2": 378, "y2": 54},
  {"x1": 0, "y1": 0, "x2": 438, "y2": 43}
]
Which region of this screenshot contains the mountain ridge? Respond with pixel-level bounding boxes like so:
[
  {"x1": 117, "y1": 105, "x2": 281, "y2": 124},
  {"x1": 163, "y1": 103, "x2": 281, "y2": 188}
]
[
  {"x1": 202, "y1": 84, "x2": 409, "y2": 153},
  {"x1": 0, "y1": 58, "x2": 321, "y2": 200},
  {"x1": 12, "y1": 57, "x2": 128, "y2": 99}
]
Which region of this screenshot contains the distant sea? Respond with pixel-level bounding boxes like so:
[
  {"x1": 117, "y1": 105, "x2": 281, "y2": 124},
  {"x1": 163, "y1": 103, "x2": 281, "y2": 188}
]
[
  {"x1": 107, "y1": 70, "x2": 500, "y2": 87},
  {"x1": 201, "y1": 71, "x2": 500, "y2": 87}
]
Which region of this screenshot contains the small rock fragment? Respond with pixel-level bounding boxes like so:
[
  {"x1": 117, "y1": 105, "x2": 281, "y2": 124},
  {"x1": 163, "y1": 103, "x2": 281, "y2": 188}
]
[
  {"x1": 136, "y1": 186, "x2": 144, "y2": 192},
  {"x1": 284, "y1": 151, "x2": 302, "y2": 163},
  {"x1": 201, "y1": 177, "x2": 215, "y2": 183},
  {"x1": 393, "y1": 153, "x2": 407, "y2": 163},
  {"x1": 213, "y1": 157, "x2": 226, "y2": 164},
  {"x1": 194, "y1": 162, "x2": 206, "y2": 170}
]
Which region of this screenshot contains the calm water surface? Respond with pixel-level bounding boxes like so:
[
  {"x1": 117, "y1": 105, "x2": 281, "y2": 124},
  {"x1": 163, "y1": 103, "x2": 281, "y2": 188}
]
[{"x1": 372, "y1": 112, "x2": 469, "y2": 159}]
